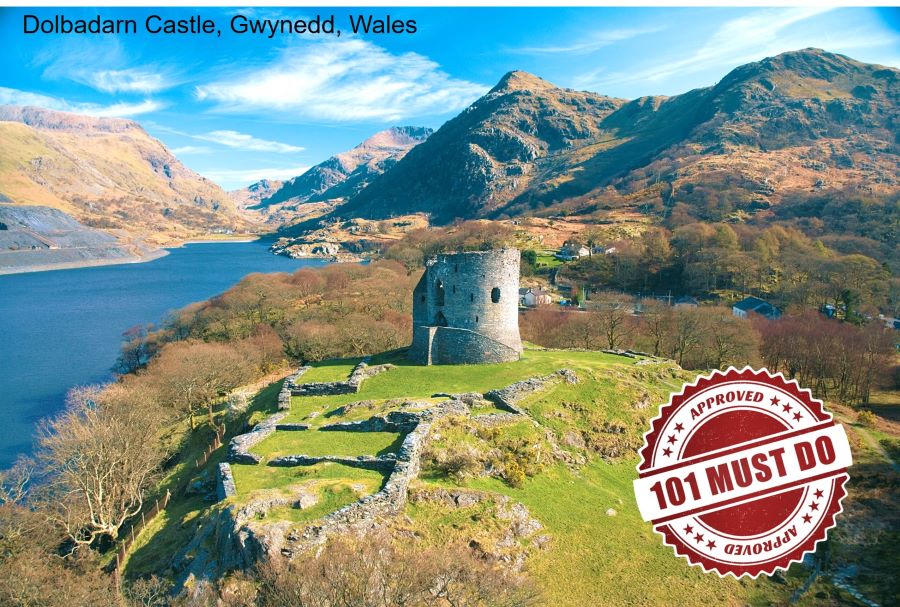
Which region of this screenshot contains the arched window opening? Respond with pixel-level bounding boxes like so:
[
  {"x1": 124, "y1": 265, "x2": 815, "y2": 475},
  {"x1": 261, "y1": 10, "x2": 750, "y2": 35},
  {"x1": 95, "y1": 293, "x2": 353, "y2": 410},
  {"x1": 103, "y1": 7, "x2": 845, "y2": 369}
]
[
  {"x1": 435, "y1": 280, "x2": 445, "y2": 306},
  {"x1": 435, "y1": 311, "x2": 448, "y2": 327},
  {"x1": 491, "y1": 287, "x2": 501, "y2": 303}
]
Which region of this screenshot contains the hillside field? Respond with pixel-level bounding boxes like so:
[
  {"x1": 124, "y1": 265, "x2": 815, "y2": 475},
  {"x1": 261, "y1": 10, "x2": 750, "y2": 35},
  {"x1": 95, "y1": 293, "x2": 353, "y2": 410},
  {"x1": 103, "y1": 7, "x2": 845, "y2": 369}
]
[{"x1": 123, "y1": 347, "x2": 897, "y2": 606}]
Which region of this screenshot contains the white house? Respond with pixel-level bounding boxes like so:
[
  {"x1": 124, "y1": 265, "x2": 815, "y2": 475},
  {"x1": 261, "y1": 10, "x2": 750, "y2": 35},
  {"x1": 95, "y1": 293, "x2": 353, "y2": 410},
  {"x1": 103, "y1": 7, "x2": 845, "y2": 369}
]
[
  {"x1": 521, "y1": 287, "x2": 552, "y2": 307},
  {"x1": 555, "y1": 241, "x2": 591, "y2": 261}
]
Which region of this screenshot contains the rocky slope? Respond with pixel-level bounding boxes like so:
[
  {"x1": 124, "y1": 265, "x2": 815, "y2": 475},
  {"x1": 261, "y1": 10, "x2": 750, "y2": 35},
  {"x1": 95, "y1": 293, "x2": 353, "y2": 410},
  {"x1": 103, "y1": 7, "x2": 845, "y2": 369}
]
[
  {"x1": 260, "y1": 126, "x2": 432, "y2": 208},
  {"x1": 0, "y1": 204, "x2": 161, "y2": 274},
  {"x1": 0, "y1": 105, "x2": 247, "y2": 243},
  {"x1": 339, "y1": 72, "x2": 624, "y2": 223},
  {"x1": 229, "y1": 179, "x2": 283, "y2": 209},
  {"x1": 337, "y1": 49, "x2": 898, "y2": 224}
]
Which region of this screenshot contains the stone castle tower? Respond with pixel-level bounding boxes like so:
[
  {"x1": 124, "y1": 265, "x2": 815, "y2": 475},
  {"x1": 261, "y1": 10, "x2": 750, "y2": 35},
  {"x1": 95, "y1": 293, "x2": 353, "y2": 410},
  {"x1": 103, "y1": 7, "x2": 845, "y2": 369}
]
[{"x1": 408, "y1": 248, "x2": 523, "y2": 365}]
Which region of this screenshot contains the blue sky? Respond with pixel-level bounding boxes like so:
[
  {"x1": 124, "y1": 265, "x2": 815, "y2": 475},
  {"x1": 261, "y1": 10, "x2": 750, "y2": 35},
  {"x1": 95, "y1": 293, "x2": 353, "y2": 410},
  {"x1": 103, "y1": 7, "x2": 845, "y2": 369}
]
[{"x1": 1, "y1": 7, "x2": 897, "y2": 190}]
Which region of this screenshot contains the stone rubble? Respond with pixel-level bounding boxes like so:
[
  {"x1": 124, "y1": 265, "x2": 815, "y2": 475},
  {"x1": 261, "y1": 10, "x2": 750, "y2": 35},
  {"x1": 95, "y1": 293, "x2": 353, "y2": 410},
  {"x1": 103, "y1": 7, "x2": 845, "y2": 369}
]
[
  {"x1": 214, "y1": 369, "x2": 574, "y2": 571},
  {"x1": 484, "y1": 369, "x2": 578, "y2": 414}
]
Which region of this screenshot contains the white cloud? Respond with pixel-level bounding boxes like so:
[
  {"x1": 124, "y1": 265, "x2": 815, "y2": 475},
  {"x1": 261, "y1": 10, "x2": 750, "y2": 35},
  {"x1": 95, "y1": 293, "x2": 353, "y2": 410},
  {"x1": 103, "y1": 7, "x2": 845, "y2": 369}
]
[
  {"x1": 574, "y1": 8, "x2": 838, "y2": 91},
  {"x1": 86, "y1": 69, "x2": 172, "y2": 94},
  {"x1": 195, "y1": 130, "x2": 304, "y2": 153},
  {"x1": 171, "y1": 145, "x2": 213, "y2": 155},
  {"x1": 81, "y1": 99, "x2": 165, "y2": 118},
  {"x1": 195, "y1": 38, "x2": 486, "y2": 121},
  {"x1": 36, "y1": 41, "x2": 176, "y2": 94},
  {"x1": 511, "y1": 26, "x2": 665, "y2": 55},
  {"x1": 0, "y1": 87, "x2": 164, "y2": 117},
  {"x1": 201, "y1": 165, "x2": 310, "y2": 189}
]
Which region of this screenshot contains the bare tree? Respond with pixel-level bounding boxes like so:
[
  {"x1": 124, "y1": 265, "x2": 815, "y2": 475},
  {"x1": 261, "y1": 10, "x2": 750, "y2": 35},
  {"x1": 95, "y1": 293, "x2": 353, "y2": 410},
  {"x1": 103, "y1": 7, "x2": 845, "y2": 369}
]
[
  {"x1": 589, "y1": 295, "x2": 634, "y2": 350},
  {"x1": 637, "y1": 300, "x2": 671, "y2": 357},
  {"x1": 36, "y1": 385, "x2": 165, "y2": 549},
  {"x1": 150, "y1": 341, "x2": 253, "y2": 429}
]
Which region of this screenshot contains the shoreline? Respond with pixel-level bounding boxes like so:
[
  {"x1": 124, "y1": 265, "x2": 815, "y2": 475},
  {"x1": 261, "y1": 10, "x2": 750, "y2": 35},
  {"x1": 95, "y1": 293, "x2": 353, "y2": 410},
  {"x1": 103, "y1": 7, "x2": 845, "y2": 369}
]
[
  {"x1": 0, "y1": 236, "x2": 269, "y2": 276},
  {"x1": 0, "y1": 248, "x2": 170, "y2": 276},
  {"x1": 168, "y1": 235, "x2": 263, "y2": 246}
]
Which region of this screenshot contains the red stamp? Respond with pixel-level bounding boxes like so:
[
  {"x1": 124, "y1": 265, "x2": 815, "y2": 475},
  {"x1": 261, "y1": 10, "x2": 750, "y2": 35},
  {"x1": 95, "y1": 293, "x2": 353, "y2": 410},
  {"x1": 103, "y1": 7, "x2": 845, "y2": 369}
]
[{"x1": 634, "y1": 367, "x2": 852, "y2": 578}]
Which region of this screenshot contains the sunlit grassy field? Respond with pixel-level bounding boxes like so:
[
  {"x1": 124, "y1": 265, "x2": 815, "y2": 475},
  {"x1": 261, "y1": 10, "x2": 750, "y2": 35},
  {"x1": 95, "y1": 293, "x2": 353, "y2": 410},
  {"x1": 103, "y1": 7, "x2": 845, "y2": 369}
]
[
  {"x1": 125, "y1": 347, "x2": 896, "y2": 606},
  {"x1": 299, "y1": 357, "x2": 364, "y2": 383},
  {"x1": 250, "y1": 429, "x2": 405, "y2": 462}
]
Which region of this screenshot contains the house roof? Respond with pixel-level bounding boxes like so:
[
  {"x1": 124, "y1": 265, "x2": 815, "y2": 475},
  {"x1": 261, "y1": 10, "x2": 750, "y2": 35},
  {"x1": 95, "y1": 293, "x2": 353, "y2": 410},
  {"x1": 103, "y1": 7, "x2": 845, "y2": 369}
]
[{"x1": 733, "y1": 296, "x2": 781, "y2": 318}]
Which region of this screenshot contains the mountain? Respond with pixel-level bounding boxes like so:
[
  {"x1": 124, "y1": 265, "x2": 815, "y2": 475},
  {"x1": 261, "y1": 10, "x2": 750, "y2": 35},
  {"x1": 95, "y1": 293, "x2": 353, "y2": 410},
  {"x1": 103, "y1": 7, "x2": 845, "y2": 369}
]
[
  {"x1": 0, "y1": 105, "x2": 247, "y2": 242},
  {"x1": 337, "y1": 73, "x2": 624, "y2": 223},
  {"x1": 260, "y1": 126, "x2": 433, "y2": 207},
  {"x1": 337, "y1": 49, "x2": 898, "y2": 224},
  {"x1": 229, "y1": 179, "x2": 284, "y2": 209}
]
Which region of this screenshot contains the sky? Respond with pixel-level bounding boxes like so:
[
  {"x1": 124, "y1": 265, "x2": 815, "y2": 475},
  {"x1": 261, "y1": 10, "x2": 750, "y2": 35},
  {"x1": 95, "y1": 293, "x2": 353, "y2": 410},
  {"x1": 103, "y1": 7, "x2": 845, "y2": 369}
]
[{"x1": 1, "y1": 7, "x2": 898, "y2": 190}]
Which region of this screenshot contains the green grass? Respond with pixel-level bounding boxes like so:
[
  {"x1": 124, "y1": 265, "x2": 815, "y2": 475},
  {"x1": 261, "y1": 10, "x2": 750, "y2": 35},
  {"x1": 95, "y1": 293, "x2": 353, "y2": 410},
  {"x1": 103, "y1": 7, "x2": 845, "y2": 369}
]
[
  {"x1": 230, "y1": 461, "x2": 388, "y2": 502},
  {"x1": 250, "y1": 429, "x2": 405, "y2": 462},
  {"x1": 266, "y1": 483, "x2": 374, "y2": 523},
  {"x1": 469, "y1": 403, "x2": 514, "y2": 416},
  {"x1": 535, "y1": 252, "x2": 563, "y2": 269},
  {"x1": 299, "y1": 357, "x2": 363, "y2": 383},
  {"x1": 283, "y1": 348, "x2": 640, "y2": 423},
  {"x1": 420, "y1": 461, "x2": 819, "y2": 607}
]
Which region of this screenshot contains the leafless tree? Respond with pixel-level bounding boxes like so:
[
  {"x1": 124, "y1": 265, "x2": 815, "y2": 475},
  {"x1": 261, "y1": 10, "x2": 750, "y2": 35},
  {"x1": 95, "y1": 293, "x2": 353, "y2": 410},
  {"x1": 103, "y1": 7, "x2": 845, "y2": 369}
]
[
  {"x1": 589, "y1": 294, "x2": 634, "y2": 350},
  {"x1": 150, "y1": 341, "x2": 253, "y2": 429},
  {"x1": 36, "y1": 385, "x2": 165, "y2": 549}
]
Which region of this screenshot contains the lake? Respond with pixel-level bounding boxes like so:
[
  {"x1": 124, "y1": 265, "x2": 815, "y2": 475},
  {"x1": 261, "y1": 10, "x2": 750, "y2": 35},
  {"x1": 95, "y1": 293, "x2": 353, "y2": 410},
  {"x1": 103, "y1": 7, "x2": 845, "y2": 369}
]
[{"x1": 0, "y1": 241, "x2": 328, "y2": 469}]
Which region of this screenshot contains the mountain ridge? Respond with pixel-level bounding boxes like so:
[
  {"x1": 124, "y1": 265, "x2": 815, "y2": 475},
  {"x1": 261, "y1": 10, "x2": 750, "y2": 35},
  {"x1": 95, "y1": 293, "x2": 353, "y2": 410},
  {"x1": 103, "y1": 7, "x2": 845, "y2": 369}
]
[
  {"x1": 332, "y1": 48, "x2": 897, "y2": 225},
  {"x1": 0, "y1": 105, "x2": 247, "y2": 243},
  {"x1": 260, "y1": 126, "x2": 433, "y2": 207}
]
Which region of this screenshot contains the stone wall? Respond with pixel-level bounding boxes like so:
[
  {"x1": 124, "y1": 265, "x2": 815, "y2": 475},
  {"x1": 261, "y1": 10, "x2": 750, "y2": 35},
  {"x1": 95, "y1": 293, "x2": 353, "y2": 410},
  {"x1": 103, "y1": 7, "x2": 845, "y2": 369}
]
[
  {"x1": 214, "y1": 371, "x2": 570, "y2": 570},
  {"x1": 217, "y1": 463, "x2": 236, "y2": 500},
  {"x1": 222, "y1": 398, "x2": 470, "y2": 563},
  {"x1": 319, "y1": 410, "x2": 420, "y2": 433},
  {"x1": 428, "y1": 326, "x2": 521, "y2": 365},
  {"x1": 268, "y1": 454, "x2": 396, "y2": 473},
  {"x1": 278, "y1": 367, "x2": 309, "y2": 410},
  {"x1": 290, "y1": 359, "x2": 393, "y2": 397},
  {"x1": 484, "y1": 369, "x2": 578, "y2": 414},
  {"x1": 227, "y1": 411, "x2": 288, "y2": 465}
]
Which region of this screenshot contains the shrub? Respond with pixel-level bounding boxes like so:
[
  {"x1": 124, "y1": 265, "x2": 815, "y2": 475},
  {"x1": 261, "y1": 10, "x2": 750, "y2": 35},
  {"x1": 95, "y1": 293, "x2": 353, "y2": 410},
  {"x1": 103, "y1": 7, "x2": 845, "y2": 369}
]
[{"x1": 857, "y1": 409, "x2": 878, "y2": 428}]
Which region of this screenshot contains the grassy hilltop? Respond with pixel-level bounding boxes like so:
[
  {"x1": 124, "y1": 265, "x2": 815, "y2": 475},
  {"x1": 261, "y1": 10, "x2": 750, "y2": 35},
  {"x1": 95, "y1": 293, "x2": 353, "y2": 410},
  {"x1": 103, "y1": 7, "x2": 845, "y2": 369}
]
[{"x1": 121, "y1": 346, "x2": 898, "y2": 606}]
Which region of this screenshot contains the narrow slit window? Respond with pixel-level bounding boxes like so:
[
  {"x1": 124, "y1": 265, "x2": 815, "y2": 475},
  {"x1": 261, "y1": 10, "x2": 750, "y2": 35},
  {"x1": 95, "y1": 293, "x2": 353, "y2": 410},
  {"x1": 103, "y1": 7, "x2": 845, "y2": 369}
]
[{"x1": 491, "y1": 287, "x2": 501, "y2": 303}]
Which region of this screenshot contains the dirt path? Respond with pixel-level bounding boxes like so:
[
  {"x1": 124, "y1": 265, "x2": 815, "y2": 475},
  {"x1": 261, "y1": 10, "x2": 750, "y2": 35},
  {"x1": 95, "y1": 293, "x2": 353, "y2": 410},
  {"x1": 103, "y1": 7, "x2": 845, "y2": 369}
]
[
  {"x1": 855, "y1": 425, "x2": 899, "y2": 471},
  {"x1": 836, "y1": 411, "x2": 900, "y2": 472}
]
